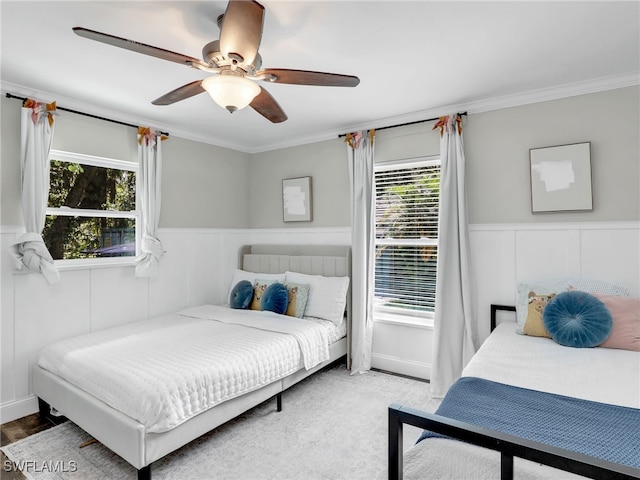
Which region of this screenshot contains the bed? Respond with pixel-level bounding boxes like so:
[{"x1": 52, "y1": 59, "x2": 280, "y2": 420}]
[
  {"x1": 389, "y1": 303, "x2": 640, "y2": 480},
  {"x1": 32, "y1": 244, "x2": 351, "y2": 480}
]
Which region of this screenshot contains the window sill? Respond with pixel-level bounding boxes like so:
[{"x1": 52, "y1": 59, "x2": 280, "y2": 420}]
[
  {"x1": 373, "y1": 311, "x2": 434, "y2": 330},
  {"x1": 54, "y1": 257, "x2": 137, "y2": 271}
]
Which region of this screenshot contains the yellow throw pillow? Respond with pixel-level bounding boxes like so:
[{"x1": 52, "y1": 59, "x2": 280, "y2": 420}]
[
  {"x1": 250, "y1": 280, "x2": 272, "y2": 311},
  {"x1": 523, "y1": 291, "x2": 556, "y2": 338}
]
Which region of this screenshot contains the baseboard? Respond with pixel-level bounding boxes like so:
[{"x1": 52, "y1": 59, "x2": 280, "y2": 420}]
[
  {"x1": 1, "y1": 396, "x2": 39, "y2": 424},
  {"x1": 371, "y1": 354, "x2": 431, "y2": 381}
]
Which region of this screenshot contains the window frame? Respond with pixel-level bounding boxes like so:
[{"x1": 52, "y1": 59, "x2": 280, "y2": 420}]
[
  {"x1": 46, "y1": 149, "x2": 140, "y2": 269},
  {"x1": 373, "y1": 155, "x2": 441, "y2": 328}
]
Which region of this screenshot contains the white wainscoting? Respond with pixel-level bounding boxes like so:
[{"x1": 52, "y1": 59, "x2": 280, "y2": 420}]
[
  {"x1": 1, "y1": 222, "x2": 637, "y2": 421},
  {"x1": 471, "y1": 221, "x2": 639, "y2": 342},
  {"x1": 370, "y1": 221, "x2": 639, "y2": 381},
  {"x1": 371, "y1": 321, "x2": 434, "y2": 380}
]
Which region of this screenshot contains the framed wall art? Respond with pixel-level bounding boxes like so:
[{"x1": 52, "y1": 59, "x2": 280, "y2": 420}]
[
  {"x1": 529, "y1": 142, "x2": 593, "y2": 213},
  {"x1": 282, "y1": 176, "x2": 312, "y2": 222}
]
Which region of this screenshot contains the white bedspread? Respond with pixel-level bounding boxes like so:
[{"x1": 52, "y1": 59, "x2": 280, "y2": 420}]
[
  {"x1": 179, "y1": 305, "x2": 329, "y2": 370},
  {"x1": 462, "y1": 322, "x2": 640, "y2": 408},
  {"x1": 37, "y1": 305, "x2": 332, "y2": 433}
]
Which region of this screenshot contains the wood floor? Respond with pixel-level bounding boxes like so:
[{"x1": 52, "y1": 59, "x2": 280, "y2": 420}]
[{"x1": 1, "y1": 413, "x2": 57, "y2": 479}]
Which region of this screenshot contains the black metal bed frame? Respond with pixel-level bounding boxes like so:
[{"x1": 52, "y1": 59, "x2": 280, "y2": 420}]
[{"x1": 388, "y1": 304, "x2": 640, "y2": 480}]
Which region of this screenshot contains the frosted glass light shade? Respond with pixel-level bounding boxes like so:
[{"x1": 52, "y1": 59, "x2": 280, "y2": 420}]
[{"x1": 201, "y1": 75, "x2": 261, "y2": 113}]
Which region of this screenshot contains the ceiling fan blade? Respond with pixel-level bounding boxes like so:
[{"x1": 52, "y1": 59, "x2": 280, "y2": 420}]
[
  {"x1": 250, "y1": 87, "x2": 287, "y2": 123},
  {"x1": 219, "y1": 0, "x2": 264, "y2": 66},
  {"x1": 152, "y1": 80, "x2": 206, "y2": 105},
  {"x1": 73, "y1": 27, "x2": 209, "y2": 69},
  {"x1": 259, "y1": 69, "x2": 360, "y2": 87}
]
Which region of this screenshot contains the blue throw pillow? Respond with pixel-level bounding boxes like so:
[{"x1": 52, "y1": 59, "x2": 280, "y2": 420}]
[
  {"x1": 230, "y1": 280, "x2": 253, "y2": 309},
  {"x1": 543, "y1": 290, "x2": 613, "y2": 348},
  {"x1": 261, "y1": 282, "x2": 289, "y2": 315}
]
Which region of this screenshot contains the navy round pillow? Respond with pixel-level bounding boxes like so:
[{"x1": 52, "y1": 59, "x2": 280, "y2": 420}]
[
  {"x1": 542, "y1": 290, "x2": 613, "y2": 348},
  {"x1": 230, "y1": 280, "x2": 253, "y2": 309},
  {"x1": 261, "y1": 282, "x2": 289, "y2": 315}
]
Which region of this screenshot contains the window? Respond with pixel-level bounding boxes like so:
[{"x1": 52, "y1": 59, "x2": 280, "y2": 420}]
[
  {"x1": 374, "y1": 157, "x2": 440, "y2": 322},
  {"x1": 43, "y1": 150, "x2": 138, "y2": 263}
]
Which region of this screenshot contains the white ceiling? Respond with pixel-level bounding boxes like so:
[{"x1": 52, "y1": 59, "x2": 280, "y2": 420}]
[{"x1": 2, "y1": 1, "x2": 638, "y2": 153}]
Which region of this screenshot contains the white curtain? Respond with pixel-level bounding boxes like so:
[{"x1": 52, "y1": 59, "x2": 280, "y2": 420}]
[
  {"x1": 346, "y1": 130, "x2": 376, "y2": 374},
  {"x1": 10, "y1": 100, "x2": 59, "y2": 284},
  {"x1": 430, "y1": 115, "x2": 478, "y2": 398},
  {"x1": 135, "y1": 127, "x2": 164, "y2": 277}
]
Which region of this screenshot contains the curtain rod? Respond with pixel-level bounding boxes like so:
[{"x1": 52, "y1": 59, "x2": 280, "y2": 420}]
[
  {"x1": 338, "y1": 111, "x2": 467, "y2": 138},
  {"x1": 5, "y1": 92, "x2": 170, "y2": 137}
]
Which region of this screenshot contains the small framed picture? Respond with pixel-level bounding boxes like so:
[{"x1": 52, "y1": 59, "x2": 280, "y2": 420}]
[
  {"x1": 282, "y1": 176, "x2": 312, "y2": 222},
  {"x1": 529, "y1": 142, "x2": 593, "y2": 213}
]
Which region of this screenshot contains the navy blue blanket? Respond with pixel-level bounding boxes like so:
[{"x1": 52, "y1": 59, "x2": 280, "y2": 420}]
[{"x1": 418, "y1": 377, "x2": 640, "y2": 469}]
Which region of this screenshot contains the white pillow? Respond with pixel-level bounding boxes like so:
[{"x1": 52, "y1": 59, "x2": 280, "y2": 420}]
[
  {"x1": 285, "y1": 271, "x2": 349, "y2": 325},
  {"x1": 227, "y1": 269, "x2": 285, "y2": 303}
]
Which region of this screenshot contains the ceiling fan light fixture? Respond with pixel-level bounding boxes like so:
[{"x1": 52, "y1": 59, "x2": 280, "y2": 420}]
[{"x1": 202, "y1": 75, "x2": 260, "y2": 113}]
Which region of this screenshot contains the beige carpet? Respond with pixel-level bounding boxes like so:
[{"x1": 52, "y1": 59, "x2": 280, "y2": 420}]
[{"x1": 2, "y1": 364, "x2": 438, "y2": 480}]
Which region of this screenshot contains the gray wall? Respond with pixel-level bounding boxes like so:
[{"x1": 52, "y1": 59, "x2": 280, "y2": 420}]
[
  {"x1": 247, "y1": 123, "x2": 442, "y2": 229},
  {"x1": 2, "y1": 85, "x2": 638, "y2": 231},
  {"x1": 161, "y1": 136, "x2": 251, "y2": 228},
  {"x1": 248, "y1": 85, "x2": 639, "y2": 227},
  {"x1": 0, "y1": 98, "x2": 23, "y2": 226},
  {"x1": 0, "y1": 96, "x2": 251, "y2": 229},
  {"x1": 465, "y1": 86, "x2": 639, "y2": 223},
  {"x1": 249, "y1": 139, "x2": 351, "y2": 228}
]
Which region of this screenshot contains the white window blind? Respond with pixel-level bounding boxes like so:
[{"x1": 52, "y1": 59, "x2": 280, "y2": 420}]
[{"x1": 374, "y1": 158, "x2": 440, "y2": 317}]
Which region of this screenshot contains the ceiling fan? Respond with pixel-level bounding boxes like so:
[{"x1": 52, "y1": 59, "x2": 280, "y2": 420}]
[{"x1": 73, "y1": 0, "x2": 360, "y2": 123}]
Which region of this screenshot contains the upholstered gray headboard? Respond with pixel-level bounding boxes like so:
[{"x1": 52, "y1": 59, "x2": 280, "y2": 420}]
[{"x1": 241, "y1": 244, "x2": 350, "y2": 278}]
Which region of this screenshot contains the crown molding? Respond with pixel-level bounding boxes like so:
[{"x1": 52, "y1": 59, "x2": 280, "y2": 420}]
[
  {"x1": 1, "y1": 81, "x2": 250, "y2": 153},
  {"x1": 462, "y1": 72, "x2": 640, "y2": 115},
  {"x1": 318, "y1": 72, "x2": 640, "y2": 146},
  {"x1": 256, "y1": 72, "x2": 639, "y2": 152},
  {"x1": 4, "y1": 72, "x2": 638, "y2": 154}
]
